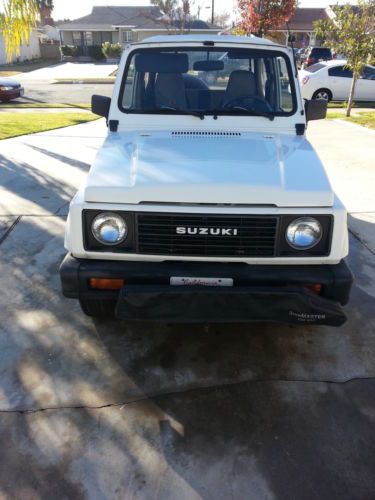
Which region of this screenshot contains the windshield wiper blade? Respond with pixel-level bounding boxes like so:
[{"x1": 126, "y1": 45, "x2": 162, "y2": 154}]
[
  {"x1": 137, "y1": 107, "x2": 205, "y2": 120},
  {"x1": 209, "y1": 108, "x2": 275, "y2": 121}
]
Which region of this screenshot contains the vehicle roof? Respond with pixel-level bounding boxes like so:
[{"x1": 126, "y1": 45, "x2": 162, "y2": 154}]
[
  {"x1": 138, "y1": 34, "x2": 284, "y2": 48},
  {"x1": 318, "y1": 59, "x2": 348, "y2": 67}
]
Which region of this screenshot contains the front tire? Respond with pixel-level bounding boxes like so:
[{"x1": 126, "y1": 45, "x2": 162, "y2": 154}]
[
  {"x1": 312, "y1": 89, "x2": 332, "y2": 102},
  {"x1": 79, "y1": 299, "x2": 116, "y2": 317}
]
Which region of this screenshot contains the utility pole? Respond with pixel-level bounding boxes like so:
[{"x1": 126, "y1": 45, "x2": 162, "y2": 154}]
[{"x1": 211, "y1": 0, "x2": 215, "y2": 25}]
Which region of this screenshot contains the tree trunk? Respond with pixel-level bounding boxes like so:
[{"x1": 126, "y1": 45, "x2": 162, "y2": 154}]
[{"x1": 346, "y1": 72, "x2": 358, "y2": 117}]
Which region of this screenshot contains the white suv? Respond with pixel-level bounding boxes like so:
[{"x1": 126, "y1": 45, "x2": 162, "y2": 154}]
[{"x1": 60, "y1": 35, "x2": 353, "y2": 325}]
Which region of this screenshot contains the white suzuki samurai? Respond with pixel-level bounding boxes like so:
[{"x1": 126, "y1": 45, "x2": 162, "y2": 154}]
[{"x1": 60, "y1": 35, "x2": 353, "y2": 325}]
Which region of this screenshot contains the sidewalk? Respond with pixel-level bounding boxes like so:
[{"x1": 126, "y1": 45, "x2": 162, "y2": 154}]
[{"x1": 16, "y1": 62, "x2": 118, "y2": 83}]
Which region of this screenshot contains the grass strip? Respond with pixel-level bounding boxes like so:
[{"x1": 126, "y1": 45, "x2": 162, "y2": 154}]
[
  {"x1": 327, "y1": 111, "x2": 375, "y2": 130},
  {"x1": 0, "y1": 102, "x2": 91, "y2": 109},
  {"x1": 0, "y1": 112, "x2": 99, "y2": 140}
]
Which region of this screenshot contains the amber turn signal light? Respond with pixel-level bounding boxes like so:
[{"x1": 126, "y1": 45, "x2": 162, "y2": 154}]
[
  {"x1": 304, "y1": 284, "x2": 322, "y2": 295},
  {"x1": 89, "y1": 278, "x2": 124, "y2": 290}
]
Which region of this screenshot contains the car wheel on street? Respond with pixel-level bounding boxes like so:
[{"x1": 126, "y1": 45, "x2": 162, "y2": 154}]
[
  {"x1": 79, "y1": 299, "x2": 116, "y2": 317},
  {"x1": 312, "y1": 89, "x2": 332, "y2": 101}
]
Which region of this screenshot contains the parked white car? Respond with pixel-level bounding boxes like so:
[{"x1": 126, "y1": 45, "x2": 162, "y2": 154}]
[
  {"x1": 60, "y1": 35, "x2": 353, "y2": 325},
  {"x1": 299, "y1": 60, "x2": 375, "y2": 101}
]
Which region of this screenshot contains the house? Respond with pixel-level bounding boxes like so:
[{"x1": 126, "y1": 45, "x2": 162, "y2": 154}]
[
  {"x1": 58, "y1": 5, "x2": 221, "y2": 55},
  {"x1": 272, "y1": 8, "x2": 333, "y2": 47},
  {"x1": 0, "y1": 28, "x2": 41, "y2": 65},
  {"x1": 224, "y1": 7, "x2": 350, "y2": 48}
]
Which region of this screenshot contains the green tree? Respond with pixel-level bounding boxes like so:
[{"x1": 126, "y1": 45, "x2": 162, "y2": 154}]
[
  {"x1": 315, "y1": 0, "x2": 375, "y2": 117},
  {"x1": 0, "y1": 0, "x2": 38, "y2": 62}
]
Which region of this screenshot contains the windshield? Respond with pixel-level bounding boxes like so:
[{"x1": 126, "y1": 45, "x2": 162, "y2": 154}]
[
  {"x1": 119, "y1": 47, "x2": 297, "y2": 117},
  {"x1": 305, "y1": 63, "x2": 326, "y2": 73}
]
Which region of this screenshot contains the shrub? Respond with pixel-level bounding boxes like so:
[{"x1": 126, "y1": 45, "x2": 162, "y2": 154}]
[
  {"x1": 88, "y1": 45, "x2": 106, "y2": 61},
  {"x1": 60, "y1": 45, "x2": 82, "y2": 57},
  {"x1": 102, "y1": 42, "x2": 123, "y2": 59}
]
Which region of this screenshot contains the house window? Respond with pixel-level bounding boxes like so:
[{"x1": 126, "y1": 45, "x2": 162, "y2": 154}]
[
  {"x1": 72, "y1": 32, "x2": 82, "y2": 46},
  {"x1": 121, "y1": 31, "x2": 133, "y2": 43},
  {"x1": 84, "y1": 32, "x2": 93, "y2": 46}
]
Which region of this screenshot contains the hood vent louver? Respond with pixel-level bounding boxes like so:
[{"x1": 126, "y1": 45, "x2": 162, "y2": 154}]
[{"x1": 171, "y1": 131, "x2": 242, "y2": 138}]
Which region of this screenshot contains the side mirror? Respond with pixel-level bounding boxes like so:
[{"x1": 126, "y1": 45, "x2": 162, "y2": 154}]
[
  {"x1": 92, "y1": 95, "x2": 111, "y2": 118},
  {"x1": 305, "y1": 99, "x2": 327, "y2": 122}
]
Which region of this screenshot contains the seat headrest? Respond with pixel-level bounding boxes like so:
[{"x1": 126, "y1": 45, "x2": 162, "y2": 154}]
[
  {"x1": 155, "y1": 73, "x2": 187, "y2": 109},
  {"x1": 225, "y1": 70, "x2": 256, "y2": 100}
]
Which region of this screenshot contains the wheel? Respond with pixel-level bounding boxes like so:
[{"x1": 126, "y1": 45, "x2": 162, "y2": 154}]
[
  {"x1": 79, "y1": 299, "x2": 116, "y2": 317},
  {"x1": 312, "y1": 89, "x2": 332, "y2": 102}
]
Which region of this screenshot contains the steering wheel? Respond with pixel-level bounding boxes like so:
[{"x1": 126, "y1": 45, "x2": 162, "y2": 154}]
[{"x1": 222, "y1": 96, "x2": 273, "y2": 113}]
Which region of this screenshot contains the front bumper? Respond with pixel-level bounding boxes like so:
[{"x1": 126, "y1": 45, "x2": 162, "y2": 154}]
[
  {"x1": 0, "y1": 87, "x2": 24, "y2": 101},
  {"x1": 60, "y1": 254, "x2": 353, "y2": 325}
]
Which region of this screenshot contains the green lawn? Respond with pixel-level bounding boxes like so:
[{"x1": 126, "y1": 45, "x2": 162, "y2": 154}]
[
  {"x1": 327, "y1": 111, "x2": 375, "y2": 130},
  {"x1": 328, "y1": 101, "x2": 375, "y2": 109},
  {"x1": 0, "y1": 112, "x2": 100, "y2": 140},
  {"x1": 0, "y1": 102, "x2": 91, "y2": 109}
]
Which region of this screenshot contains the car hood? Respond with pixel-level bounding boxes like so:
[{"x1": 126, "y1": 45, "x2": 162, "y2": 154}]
[
  {"x1": 84, "y1": 130, "x2": 334, "y2": 207},
  {"x1": 0, "y1": 77, "x2": 20, "y2": 87}
]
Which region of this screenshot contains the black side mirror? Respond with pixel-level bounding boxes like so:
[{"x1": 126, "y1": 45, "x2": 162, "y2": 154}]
[
  {"x1": 305, "y1": 99, "x2": 327, "y2": 122},
  {"x1": 92, "y1": 95, "x2": 111, "y2": 118}
]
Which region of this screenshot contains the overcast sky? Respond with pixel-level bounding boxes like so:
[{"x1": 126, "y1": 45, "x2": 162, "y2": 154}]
[{"x1": 53, "y1": 0, "x2": 357, "y2": 21}]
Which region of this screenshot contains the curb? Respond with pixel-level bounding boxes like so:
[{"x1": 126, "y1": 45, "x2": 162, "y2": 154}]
[{"x1": 53, "y1": 78, "x2": 115, "y2": 85}]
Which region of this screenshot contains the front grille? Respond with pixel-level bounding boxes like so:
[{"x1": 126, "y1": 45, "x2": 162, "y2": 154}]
[{"x1": 137, "y1": 214, "x2": 278, "y2": 257}]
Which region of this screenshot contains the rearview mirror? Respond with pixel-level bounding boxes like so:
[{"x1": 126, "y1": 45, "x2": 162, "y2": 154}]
[
  {"x1": 92, "y1": 95, "x2": 111, "y2": 119},
  {"x1": 305, "y1": 99, "x2": 327, "y2": 122},
  {"x1": 193, "y1": 60, "x2": 224, "y2": 72}
]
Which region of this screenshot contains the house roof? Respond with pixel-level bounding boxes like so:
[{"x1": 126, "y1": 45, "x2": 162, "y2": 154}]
[
  {"x1": 279, "y1": 8, "x2": 331, "y2": 32},
  {"x1": 58, "y1": 6, "x2": 219, "y2": 32}
]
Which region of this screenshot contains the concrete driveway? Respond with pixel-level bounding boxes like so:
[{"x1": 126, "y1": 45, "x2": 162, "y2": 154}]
[
  {"x1": 0, "y1": 119, "x2": 375, "y2": 499},
  {"x1": 16, "y1": 62, "x2": 117, "y2": 82}
]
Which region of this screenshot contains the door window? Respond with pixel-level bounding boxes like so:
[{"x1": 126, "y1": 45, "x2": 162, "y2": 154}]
[
  {"x1": 361, "y1": 66, "x2": 375, "y2": 80},
  {"x1": 328, "y1": 66, "x2": 353, "y2": 78}
]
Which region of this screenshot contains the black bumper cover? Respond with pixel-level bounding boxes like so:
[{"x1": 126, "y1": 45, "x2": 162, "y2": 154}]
[{"x1": 60, "y1": 254, "x2": 353, "y2": 325}]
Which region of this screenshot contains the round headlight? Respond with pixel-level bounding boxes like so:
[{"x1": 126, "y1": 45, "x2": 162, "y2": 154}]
[
  {"x1": 92, "y1": 212, "x2": 128, "y2": 246},
  {"x1": 286, "y1": 217, "x2": 322, "y2": 250}
]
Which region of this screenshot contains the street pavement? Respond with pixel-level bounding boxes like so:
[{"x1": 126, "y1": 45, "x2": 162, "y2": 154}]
[
  {"x1": 14, "y1": 82, "x2": 114, "y2": 105},
  {"x1": 0, "y1": 119, "x2": 375, "y2": 498}
]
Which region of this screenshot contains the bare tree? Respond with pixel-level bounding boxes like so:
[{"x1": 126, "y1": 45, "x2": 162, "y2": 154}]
[{"x1": 151, "y1": 0, "x2": 196, "y2": 33}]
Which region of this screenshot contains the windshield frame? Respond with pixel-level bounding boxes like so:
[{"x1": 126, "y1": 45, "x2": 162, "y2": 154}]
[{"x1": 117, "y1": 46, "x2": 298, "y2": 118}]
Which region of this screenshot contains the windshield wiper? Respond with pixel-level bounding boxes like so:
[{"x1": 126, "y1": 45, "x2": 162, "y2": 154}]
[
  {"x1": 209, "y1": 107, "x2": 275, "y2": 121},
  {"x1": 136, "y1": 107, "x2": 205, "y2": 120}
]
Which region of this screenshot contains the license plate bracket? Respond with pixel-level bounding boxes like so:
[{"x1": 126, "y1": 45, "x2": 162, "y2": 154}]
[{"x1": 170, "y1": 277, "x2": 233, "y2": 287}]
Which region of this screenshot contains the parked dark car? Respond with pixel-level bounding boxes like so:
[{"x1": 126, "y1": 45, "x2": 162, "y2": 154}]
[
  {"x1": 0, "y1": 77, "x2": 24, "y2": 102},
  {"x1": 303, "y1": 47, "x2": 333, "y2": 68}
]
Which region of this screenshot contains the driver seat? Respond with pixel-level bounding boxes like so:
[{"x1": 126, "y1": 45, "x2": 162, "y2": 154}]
[{"x1": 222, "y1": 70, "x2": 257, "y2": 106}]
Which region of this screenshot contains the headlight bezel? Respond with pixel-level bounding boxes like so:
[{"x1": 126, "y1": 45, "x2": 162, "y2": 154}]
[
  {"x1": 83, "y1": 210, "x2": 136, "y2": 252},
  {"x1": 278, "y1": 214, "x2": 333, "y2": 257}
]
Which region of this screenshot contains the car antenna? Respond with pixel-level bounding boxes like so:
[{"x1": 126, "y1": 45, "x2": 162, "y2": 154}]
[{"x1": 286, "y1": 21, "x2": 298, "y2": 77}]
